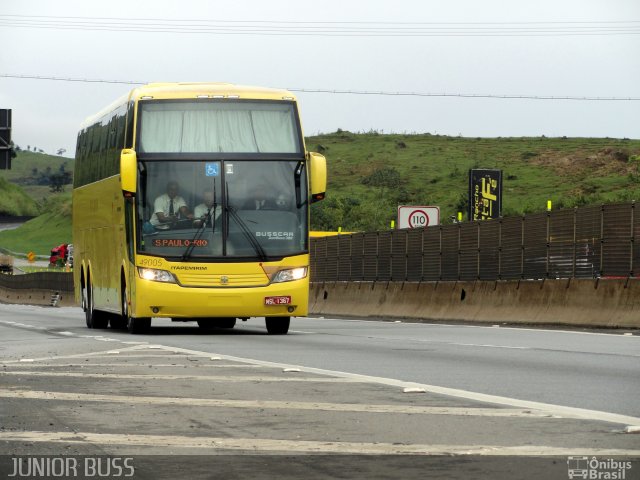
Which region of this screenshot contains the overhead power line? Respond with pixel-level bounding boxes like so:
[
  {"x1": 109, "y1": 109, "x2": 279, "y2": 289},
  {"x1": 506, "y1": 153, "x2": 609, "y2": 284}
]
[
  {"x1": 0, "y1": 14, "x2": 639, "y2": 37},
  {"x1": 1, "y1": 73, "x2": 639, "y2": 101}
]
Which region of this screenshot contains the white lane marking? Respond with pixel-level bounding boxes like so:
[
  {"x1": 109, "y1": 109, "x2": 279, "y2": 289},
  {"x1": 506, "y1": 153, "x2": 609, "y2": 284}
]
[
  {"x1": 450, "y1": 342, "x2": 529, "y2": 350},
  {"x1": 403, "y1": 388, "x2": 426, "y2": 394},
  {"x1": 0, "y1": 345, "x2": 152, "y2": 364},
  {"x1": 57, "y1": 331, "x2": 75, "y2": 336},
  {"x1": 0, "y1": 430, "x2": 638, "y2": 456},
  {"x1": 0, "y1": 389, "x2": 556, "y2": 418},
  {"x1": 147, "y1": 344, "x2": 640, "y2": 427},
  {"x1": 0, "y1": 363, "x2": 264, "y2": 368},
  {"x1": 304, "y1": 316, "x2": 640, "y2": 338},
  {"x1": 0, "y1": 372, "x2": 359, "y2": 383}
]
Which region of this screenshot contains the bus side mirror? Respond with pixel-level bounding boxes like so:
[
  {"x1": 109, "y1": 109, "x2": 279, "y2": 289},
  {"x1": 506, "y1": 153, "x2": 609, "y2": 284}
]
[
  {"x1": 120, "y1": 149, "x2": 137, "y2": 195},
  {"x1": 308, "y1": 152, "x2": 326, "y2": 203}
]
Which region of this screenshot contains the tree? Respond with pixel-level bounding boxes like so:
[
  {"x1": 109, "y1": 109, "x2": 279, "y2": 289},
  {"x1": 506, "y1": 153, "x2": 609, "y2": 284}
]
[{"x1": 57, "y1": 148, "x2": 66, "y2": 156}]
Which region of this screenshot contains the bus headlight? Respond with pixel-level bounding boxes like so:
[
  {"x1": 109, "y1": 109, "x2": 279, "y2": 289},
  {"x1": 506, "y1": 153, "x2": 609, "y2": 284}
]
[
  {"x1": 271, "y1": 267, "x2": 307, "y2": 283},
  {"x1": 137, "y1": 267, "x2": 176, "y2": 283}
]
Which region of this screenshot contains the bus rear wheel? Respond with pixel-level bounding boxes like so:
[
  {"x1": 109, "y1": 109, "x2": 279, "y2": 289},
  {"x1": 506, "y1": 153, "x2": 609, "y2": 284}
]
[
  {"x1": 265, "y1": 316, "x2": 290, "y2": 335},
  {"x1": 84, "y1": 283, "x2": 108, "y2": 329}
]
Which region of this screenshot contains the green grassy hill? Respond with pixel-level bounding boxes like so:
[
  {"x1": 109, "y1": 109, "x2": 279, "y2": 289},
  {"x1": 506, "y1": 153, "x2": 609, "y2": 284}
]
[
  {"x1": 0, "y1": 150, "x2": 74, "y2": 181},
  {"x1": 0, "y1": 150, "x2": 74, "y2": 204},
  {"x1": 0, "y1": 177, "x2": 40, "y2": 216},
  {"x1": 0, "y1": 193, "x2": 72, "y2": 255},
  {"x1": 308, "y1": 132, "x2": 640, "y2": 231}
]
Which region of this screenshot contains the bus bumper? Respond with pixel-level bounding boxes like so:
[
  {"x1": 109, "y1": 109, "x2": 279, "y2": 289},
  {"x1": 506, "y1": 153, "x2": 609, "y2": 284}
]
[{"x1": 131, "y1": 278, "x2": 309, "y2": 318}]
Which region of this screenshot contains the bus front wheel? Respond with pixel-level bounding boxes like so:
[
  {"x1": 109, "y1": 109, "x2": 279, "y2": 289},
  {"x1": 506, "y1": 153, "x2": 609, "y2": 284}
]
[
  {"x1": 110, "y1": 283, "x2": 130, "y2": 330},
  {"x1": 127, "y1": 317, "x2": 151, "y2": 334},
  {"x1": 265, "y1": 316, "x2": 290, "y2": 335}
]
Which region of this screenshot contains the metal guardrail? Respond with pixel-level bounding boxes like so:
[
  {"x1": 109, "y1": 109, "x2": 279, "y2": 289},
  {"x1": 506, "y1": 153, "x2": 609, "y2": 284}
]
[{"x1": 310, "y1": 203, "x2": 639, "y2": 282}]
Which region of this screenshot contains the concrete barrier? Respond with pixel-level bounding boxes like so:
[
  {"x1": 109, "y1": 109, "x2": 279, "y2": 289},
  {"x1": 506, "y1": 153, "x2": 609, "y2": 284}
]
[
  {"x1": 0, "y1": 287, "x2": 76, "y2": 307},
  {"x1": 310, "y1": 279, "x2": 640, "y2": 328},
  {"x1": 0, "y1": 272, "x2": 76, "y2": 307}
]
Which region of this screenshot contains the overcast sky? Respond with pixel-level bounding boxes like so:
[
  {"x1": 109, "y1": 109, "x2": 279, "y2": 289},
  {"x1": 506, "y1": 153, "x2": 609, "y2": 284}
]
[{"x1": 0, "y1": 0, "x2": 638, "y2": 156}]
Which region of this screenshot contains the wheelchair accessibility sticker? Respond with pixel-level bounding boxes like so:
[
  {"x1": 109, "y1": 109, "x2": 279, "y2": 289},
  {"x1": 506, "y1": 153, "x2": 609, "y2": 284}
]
[{"x1": 205, "y1": 163, "x2": 219, "y2": 177}]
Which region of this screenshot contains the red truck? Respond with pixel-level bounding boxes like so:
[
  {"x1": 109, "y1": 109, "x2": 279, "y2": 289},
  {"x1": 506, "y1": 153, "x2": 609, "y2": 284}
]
[{"x1": 49, "y1": 244, "x2": 69, "y2": 267}]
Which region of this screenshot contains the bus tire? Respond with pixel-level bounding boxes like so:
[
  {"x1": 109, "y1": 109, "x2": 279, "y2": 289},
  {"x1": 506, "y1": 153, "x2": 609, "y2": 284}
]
[
  {"x1": 85, "y1": 283, "x2": 108, "y2": 329},
  {"x1": 111, "y1": 282, "x2": 129, "y2": 329},
  {"x1": 110, "y1": 316, "x2": 127, "y2": 330},
  {"x1": 127, "y1": 317, "x2": 151, "y2": 334},
  {"x1": 216, "y1": 318, "x2": 236, "y2": 329},
  {"x1": 265, "y1": 316, "x2": 290, "y2": 335}
]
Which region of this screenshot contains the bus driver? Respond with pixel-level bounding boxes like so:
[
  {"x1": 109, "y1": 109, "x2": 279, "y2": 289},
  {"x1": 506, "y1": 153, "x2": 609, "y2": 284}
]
[{"x1": 150, "y1": 181, "x2": 193, "y2": 230}]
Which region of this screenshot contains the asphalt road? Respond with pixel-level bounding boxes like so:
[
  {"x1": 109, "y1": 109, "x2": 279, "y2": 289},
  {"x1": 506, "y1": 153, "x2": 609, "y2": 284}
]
[{"x1": 0, "y1": 304, "x2": 639, "y2": 479}]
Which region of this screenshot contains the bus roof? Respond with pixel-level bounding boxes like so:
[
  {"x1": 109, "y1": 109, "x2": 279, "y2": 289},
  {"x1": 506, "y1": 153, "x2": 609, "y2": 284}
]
[
  {"x1": 131, "y1": 83, "x2": 298, "y2": 102},
  {"x1": 79, "y1": 83, "x2": 298, "y2": 130}
]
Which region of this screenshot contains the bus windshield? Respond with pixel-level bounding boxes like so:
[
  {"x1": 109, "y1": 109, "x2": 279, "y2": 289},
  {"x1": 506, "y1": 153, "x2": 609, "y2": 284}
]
[
  {"x1": 138, "y1": 100, "x2": 301, "y2": 155},
  {"x1": 137, "y1": 160, "x2": 308, "y2": 260}
]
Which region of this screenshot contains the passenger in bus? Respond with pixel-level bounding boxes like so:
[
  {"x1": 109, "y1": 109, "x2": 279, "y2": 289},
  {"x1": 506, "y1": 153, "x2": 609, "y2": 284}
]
[
  {"x1": 242, "y1": 184, "x2": 277, "y2": 210},
  {"x1": 193, "y1": 190, "x2": 220, "y2": 227},
  {"x1": 275, "y1": 193, "x2": 291, "y2": 210},
  {"x1": 149, "y1": 181, "x2": 193, "y2": 230}
]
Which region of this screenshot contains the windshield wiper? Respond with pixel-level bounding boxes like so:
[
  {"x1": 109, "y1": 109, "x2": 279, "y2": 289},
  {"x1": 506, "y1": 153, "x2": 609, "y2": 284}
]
[
  {"x1": 225, "y1": 181, "x2": 268, "y2": 261},
  {"x1": 181, "y1": 180, "x2": 218, "y2": 261}
]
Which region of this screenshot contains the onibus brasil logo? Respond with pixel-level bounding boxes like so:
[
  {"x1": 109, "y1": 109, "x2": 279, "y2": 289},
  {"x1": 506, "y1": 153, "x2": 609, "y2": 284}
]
[{"x1": 567, "y1": 457, "x2": 633, "y2": 479}]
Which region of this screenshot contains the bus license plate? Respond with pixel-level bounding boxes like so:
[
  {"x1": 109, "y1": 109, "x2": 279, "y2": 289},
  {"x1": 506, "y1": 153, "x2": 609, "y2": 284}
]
[{"x1": 264, "y1": 296, "x2": 291, "y2": 305}]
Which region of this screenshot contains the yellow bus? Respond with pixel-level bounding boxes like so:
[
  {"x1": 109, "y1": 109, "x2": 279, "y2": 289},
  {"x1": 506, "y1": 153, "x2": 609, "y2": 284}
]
[{"x1": 73, "y1": 83, "x2": 326, "y2": 334}]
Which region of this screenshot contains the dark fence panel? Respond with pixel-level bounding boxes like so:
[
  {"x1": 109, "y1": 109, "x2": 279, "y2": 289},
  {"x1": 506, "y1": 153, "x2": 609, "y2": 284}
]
[
  {"x1": 479, "y1": 220, "x2": 500, "y2": 280},
  {"x1": 324, "y1": 236, "x2": 339, "y2": 281},
  {"x1": 363, "y1": 233, "x2": 378, "y2": 281},
  {"x1": 422, "y1": 226, "x2": 441, "y2": 281},
  {"x1": 549, "y1": 209, "x2": 575, "y2": 278},
  {"x1": 350, "y1": 233, "x2": 364, "y2": 281},
  {"x1": 575, "y1": 205, "x2": 601, "y2": 278},
  {"x1": 522, "y1": 212, "x2": 548, "y2": 280},
  {"x1": 391, "y1": 230, "x2": 408, "y2": 281},
  {"x1": 309, "y1": 202, "x2": 638, "y2": 283},
  {"x1": 441, "y1": 226, "x2": 459, "y2": 280},
  {"x1": 377, "y1": 232, "x2": 392, "y2": 281},
  {"x1": 406, "y1": 229, "x2": 423, "y2": 281},
  {"x1": 601, "y1": 203, "x2": 632, "y2": 277},
  {"x1": 500, "y1": 216, "x2": 523, "y2": 279},
  {"x1": 337, "y1": 234, "x2": 352, "y2": 281},
  {"x1": 313, "y1": 237, "x2": 327, "y2": 282},
  {"x1": 459, "y1": 222, "x2": 479, "y2": 281}
]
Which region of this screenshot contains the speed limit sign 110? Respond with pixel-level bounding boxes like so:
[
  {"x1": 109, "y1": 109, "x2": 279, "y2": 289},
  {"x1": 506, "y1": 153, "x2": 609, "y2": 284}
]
[{"x1": 397, "y1": 206, "x2": 440, "y2": 229}]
